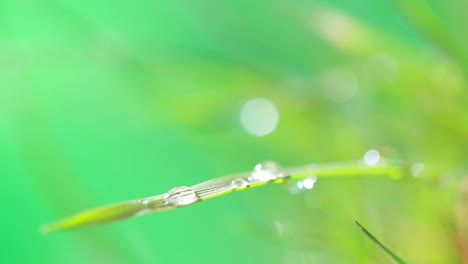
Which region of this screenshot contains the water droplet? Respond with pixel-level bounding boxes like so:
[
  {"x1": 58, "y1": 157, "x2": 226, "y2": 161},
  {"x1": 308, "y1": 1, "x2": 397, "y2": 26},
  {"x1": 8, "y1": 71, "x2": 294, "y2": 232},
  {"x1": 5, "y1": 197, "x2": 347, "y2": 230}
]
[
  {"x1": 285, "y1": 176, "x2": 318, "y2": 194},
  {"x1": 302, "y1": 176, "x2": 317, "y2": 189},
  {"x1": 249, "y1": 161, "x2": 283, "y2": 183},
  {"x1": 363, "y1": 149, "x2": 380, "y2": 166},
  {"x1": 231, "y1": 179, "x2": 248, "y2": 188},
  {"x1": 297, "y1": 181, "x2": 304, "y2": 189},
  {"x1": 163, "y1": 186, "x2": 199, "y2": 206}
]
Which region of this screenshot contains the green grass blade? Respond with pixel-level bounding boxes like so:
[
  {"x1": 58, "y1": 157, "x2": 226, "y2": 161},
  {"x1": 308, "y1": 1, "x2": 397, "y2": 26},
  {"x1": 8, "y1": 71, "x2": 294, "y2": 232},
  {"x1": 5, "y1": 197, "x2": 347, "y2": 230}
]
[
  {"x1": 41, "y1": 200, "x2": 148, "y2": 234},
  {"x1": 355, "y1": 221, "x2": 408, "y2": 264},
  {"x1": 41, "y1": 161, "x2": 407, "y2": 233}
]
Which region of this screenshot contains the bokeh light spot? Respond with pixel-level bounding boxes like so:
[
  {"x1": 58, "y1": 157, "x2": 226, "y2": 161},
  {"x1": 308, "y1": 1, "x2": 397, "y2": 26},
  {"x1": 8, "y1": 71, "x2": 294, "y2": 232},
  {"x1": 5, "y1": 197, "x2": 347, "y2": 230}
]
[
  {"x1": 240, "y1": 98, "x2": 279, "y2": 137},
  {"x1": 321, "y1": 67, "x2": 359, "y2": 102}
]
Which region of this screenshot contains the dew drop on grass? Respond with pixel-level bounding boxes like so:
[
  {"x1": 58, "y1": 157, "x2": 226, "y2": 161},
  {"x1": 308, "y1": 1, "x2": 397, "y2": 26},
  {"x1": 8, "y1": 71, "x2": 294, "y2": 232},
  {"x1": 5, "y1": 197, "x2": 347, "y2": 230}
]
[
  {"x1": 363, "y1": 149, "x2": 380, "y2": 166},
  {"x1": 163, "y1": 186, "x2": 199, "y2": 206},
  {"x1": 297, "y1": 181, "x2": 304, "y2": 190},
  {"x1": 303, "y1": 176, "x2": 318, "y2": 189},
  {"x1": 249, "y1": 161, "x2": 283, "y2": 183},
  {"x1": 286, "y1": 176, "x2": 318, "y2": 194},
  {"x1": 231, "y1": 179, "x2": 248, "y2": 188}
]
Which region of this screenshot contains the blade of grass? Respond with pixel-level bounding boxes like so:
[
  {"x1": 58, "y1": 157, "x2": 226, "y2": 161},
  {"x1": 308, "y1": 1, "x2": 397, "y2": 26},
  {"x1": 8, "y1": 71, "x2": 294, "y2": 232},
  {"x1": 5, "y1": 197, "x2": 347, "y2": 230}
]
[
  {"x1": 41, "y1": 200, "x2": 147, "y2": 234},
  {"x1": 355, "y1": 221, "x2": 408, "y2": 264},
  {"x1": 41, "y1": 161, "x2": 407, "y2": 233}
]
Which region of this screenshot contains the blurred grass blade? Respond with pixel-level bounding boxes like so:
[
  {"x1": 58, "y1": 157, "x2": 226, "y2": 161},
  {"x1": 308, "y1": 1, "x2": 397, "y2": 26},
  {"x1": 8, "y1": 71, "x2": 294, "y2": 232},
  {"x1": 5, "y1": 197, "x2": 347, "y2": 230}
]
[{"x1": 355, "y1": 221, "x2": 408, "y2": 264}]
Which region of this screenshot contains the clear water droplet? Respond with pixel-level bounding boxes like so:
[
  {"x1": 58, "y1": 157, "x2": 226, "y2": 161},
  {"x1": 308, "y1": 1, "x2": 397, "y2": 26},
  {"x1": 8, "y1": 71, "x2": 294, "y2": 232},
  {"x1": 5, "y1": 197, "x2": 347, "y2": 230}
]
[
  {"x1": 231, "y1": 179, "x2": 248, "y2": 188},
  {"x1": 363, "y1": 149, "x2": 380, "y2": 166},
  {"x1": 163, "y1": 186, "x2": 199, "y2": 206},
  {"x1": 302, "y1": 176, "x2": 317, "y2": 189},
  {"x1": 297, "y1": 181, "x2": 304, "y2": 189},
  {"x1": 285, "y1": 176, "x2": 318, "y2": 194},
  {"x1": 249, "y1": 161, "x2": 283, "y2": 183}
]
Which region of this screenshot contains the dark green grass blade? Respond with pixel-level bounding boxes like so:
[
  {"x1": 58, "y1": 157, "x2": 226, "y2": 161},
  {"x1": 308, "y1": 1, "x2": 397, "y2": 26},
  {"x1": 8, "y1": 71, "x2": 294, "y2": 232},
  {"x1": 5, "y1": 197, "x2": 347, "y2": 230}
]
[{"x1": 355, "y1": 221, "x2": 408, "y2": 264}]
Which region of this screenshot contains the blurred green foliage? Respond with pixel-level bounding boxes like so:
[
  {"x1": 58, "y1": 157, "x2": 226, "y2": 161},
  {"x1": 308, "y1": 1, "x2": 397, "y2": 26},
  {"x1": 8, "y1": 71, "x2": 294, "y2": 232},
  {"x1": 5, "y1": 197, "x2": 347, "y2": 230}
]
[{"x1": 1, "y1": 0, "x2": 467, "y2": 263}]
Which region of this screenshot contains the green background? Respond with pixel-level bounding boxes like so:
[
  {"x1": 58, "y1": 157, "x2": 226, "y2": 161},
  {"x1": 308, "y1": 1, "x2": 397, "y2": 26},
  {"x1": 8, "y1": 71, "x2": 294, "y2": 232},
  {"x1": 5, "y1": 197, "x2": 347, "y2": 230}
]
[{"x1": 1, "y1": 0, "x2": 467, "y2": 263}]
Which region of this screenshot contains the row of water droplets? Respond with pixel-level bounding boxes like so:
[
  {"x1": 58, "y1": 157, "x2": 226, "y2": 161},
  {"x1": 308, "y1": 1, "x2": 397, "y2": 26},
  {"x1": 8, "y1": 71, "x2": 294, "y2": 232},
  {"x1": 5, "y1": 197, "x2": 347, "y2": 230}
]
[
  {"x1": 160, "y1": 161, "x2": 285, "y2": 207},
  {"x1": 232, "y1": 160, "x2": 285, "y2": 188},
  {"x1": 245, "y1": 161, "x2": 317, "y2": 193},
  {"x1": 158, "y1": 161, "x2": 320, "y2": 208}
]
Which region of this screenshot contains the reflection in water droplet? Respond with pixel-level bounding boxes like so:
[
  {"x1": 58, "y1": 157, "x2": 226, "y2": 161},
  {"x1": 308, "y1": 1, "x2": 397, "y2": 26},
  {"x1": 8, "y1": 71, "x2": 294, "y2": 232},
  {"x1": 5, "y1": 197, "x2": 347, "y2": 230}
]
[
  {"x1": 363, "y1": 149, "x2": 380, "y2": 166},
  {"x1": 249, "y1": 161, "x2": 283, "y2": 183},
  {"x1": 163, "y1": 186, "x2": 199, "y2": 206},
  {"x1": 302, "y1": 176, "x2": 317, "y2": 189},
  {"x1": 231, "y1": 179, "x2": 248, "y2": 188},
  {"x1": 285, "y1": 176, "x2": 318, "y2": 194},
  {"x1": 297, "y1": 181, "x2": 304, "y2": 190}
]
